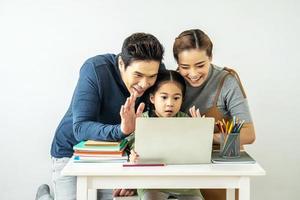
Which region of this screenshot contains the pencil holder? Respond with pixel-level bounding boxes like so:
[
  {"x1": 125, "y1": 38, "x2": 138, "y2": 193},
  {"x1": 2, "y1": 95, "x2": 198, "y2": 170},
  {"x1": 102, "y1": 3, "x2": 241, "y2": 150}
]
[{"x1": 220, "y1": 132, "x2": 240, "y2": 158}]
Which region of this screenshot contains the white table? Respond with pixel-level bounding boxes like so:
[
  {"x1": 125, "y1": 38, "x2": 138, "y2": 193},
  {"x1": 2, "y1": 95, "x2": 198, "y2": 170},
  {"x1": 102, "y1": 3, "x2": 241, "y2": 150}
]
[{"x1": 61, "y1": 160, "x2": 265, "y2": 200}]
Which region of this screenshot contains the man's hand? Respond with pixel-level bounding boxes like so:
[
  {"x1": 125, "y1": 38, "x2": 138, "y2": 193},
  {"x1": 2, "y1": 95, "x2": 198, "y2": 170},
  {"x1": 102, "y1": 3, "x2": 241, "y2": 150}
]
[
  {"x1": 112, "y1": 189, "x2": 135, "y2": 197},
  {"x1": 120, "y1": 94, "x2": 145, "y2": 135}
]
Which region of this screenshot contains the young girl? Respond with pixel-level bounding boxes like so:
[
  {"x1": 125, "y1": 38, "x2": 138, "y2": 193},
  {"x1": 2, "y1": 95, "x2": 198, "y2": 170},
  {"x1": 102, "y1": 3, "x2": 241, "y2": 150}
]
[{"x1": 127, "y1": 70, "x2": 204, "y2": 200}]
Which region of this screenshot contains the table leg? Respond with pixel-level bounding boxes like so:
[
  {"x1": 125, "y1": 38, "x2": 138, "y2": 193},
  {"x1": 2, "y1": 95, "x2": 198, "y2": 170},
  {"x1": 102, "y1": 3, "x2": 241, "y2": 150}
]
[
  {"x1": 77, "y1": 176, "x2": 88, "y2": 200},
  {"x1": 226, "y1": 188, "x2": 235, "y2": 200},
  {"x1": 239, "y1": 177, "x2": 250, "y2": 200},
  {"x1": 88, "y1": 189, "x2": 97, "y2": 200}
]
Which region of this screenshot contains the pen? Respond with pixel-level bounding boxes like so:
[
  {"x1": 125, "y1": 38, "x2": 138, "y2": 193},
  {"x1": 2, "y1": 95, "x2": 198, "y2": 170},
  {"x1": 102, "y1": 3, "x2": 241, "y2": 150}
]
[
  {"x1": 123, "y1": 163, "x2": 165, "y2": 167},
  {"x1": 233, "y1": 116, "x2": 236, "y2": 127}
]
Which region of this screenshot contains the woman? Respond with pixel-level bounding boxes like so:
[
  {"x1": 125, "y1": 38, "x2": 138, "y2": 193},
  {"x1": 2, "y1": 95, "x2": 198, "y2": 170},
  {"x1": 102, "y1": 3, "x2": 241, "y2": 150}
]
[{"x1": 173, "y1": 29, "x2": 255, "y2": 200}]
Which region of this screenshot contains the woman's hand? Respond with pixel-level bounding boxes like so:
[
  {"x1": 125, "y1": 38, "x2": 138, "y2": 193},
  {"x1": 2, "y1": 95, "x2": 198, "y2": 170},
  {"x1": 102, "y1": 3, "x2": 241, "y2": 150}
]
[
  {"x1": 213, "y1": 133, "x2": 221, "y2": 144},
  {"x1": 129, "y1": 149, "x2": 140, "y2": 163},
  {"x1": 189, "y1": 105, "x2": 202, "y2": 118},
  {"x1": 120, "y1": 94, "x2": 145, "y2": 135}
]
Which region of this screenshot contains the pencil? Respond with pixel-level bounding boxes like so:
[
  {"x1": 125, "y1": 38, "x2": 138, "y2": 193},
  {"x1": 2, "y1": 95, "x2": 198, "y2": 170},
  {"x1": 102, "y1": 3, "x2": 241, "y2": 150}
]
[{"x1": 228, "y1": 121, "x2": 233, "y2": 133}]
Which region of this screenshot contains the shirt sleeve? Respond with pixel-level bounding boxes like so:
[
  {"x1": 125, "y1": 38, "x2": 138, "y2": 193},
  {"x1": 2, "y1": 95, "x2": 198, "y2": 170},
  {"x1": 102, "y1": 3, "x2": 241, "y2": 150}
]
[
  {"x1": 218, "y1": 75, "x2": 253, "y2": 123},
  {"x1": 72, "y1": 61, "x2": 126, "y2": 141},
  {"x1": 126, "y1": 134, "x2": 135, "y2": 150}
]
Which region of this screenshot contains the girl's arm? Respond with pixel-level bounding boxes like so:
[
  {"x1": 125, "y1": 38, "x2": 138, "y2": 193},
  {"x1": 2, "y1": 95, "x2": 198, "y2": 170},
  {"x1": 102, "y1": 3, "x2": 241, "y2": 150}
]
[{"x1": 129, "y1": 149, "x2": 139, "y2": 163}]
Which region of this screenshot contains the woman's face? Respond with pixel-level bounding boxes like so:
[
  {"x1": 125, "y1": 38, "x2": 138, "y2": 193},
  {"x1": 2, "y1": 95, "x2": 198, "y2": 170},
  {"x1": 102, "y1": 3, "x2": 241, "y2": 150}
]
[{"x1": 177, "y1": 49, "x2": 211, "y2": 87}]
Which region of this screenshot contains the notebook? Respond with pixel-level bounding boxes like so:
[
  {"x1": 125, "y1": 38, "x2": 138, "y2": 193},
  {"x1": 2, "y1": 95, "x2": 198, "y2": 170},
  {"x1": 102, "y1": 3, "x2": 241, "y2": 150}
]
[
  {"x1": 135, "y1": 117, "x2": 215, "y2": 164},
  {"x1": 211, "y1": 151, "x2": 256, "y2": 164}
]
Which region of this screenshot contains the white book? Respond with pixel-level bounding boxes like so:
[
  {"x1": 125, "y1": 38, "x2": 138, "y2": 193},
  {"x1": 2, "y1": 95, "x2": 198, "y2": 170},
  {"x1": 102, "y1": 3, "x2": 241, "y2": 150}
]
[{"x1": 74, "y1": 154, "x2": 128, "y2": 163}]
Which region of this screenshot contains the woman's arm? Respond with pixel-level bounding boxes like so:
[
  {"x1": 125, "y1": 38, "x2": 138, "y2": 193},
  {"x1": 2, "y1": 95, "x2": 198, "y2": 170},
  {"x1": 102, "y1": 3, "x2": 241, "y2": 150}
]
[
  {"x1": 239, "y1": 122, "x2": 255, "y2": 145},
  {"x1": 217, "y1": 73, "x2": 256, "y2": 146},
  {"x1": 213, "y1": 123, "x2": 255, "y2": 146}
]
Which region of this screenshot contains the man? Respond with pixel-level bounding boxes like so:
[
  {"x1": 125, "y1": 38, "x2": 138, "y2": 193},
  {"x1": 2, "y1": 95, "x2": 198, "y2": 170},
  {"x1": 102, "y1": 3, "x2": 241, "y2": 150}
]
[{"x1": 36, "y1": 32, "x2": 164, "y2": 200}]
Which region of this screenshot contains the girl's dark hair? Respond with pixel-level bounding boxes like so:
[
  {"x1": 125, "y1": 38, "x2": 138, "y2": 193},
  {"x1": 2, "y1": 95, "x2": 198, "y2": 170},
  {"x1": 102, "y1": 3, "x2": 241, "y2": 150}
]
[
  {"x1": 120, "y1": 32, "x2": 164, "y2": 68},
  {"x1": 146, "y1": 70, "x2": 186, "y2": 113},
  {"x1": 173, "y1": 29, "x2": 213, "y2": 62}
]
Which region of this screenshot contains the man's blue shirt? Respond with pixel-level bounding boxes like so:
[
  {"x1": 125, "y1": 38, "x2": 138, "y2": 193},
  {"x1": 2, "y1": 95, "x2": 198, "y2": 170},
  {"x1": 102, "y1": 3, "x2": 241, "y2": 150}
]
[
  {"x1": 51, "y1": 54, "x2": 164, "y2": 158},
  {"x1": 51, "y1": 54, "x2": 130, "y2": 158}
]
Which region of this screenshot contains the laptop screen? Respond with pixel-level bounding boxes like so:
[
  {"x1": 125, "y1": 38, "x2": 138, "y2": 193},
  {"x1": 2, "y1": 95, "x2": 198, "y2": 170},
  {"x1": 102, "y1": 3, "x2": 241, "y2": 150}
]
[{"x1": 135, "y1": 117, "x2": 214, "y2": 164}]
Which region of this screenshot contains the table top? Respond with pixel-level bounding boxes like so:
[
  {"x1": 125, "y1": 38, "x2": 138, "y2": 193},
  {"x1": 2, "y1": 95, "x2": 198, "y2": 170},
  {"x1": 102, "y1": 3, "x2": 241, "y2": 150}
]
[{"x1": 62, "y1": 159, "x2": 266, "y2": 177}]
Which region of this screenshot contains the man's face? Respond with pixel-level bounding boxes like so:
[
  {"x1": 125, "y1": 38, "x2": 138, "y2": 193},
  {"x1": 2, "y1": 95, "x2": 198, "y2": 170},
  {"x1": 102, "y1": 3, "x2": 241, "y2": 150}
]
[{"x1": 119, "y1": 58, "x2": 160, "y2": 97}]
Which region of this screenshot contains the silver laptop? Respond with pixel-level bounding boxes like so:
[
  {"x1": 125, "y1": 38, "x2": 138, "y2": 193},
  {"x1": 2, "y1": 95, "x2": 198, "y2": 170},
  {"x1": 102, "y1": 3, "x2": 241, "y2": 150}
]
[{"x1": 135, "y1": 117, "x2": 215, "y2": 164}]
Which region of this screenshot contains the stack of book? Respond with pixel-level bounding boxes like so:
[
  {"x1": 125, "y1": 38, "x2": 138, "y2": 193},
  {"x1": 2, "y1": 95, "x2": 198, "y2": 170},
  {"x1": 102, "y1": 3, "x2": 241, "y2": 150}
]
[{"x1": 73, "y1": 139, "x2": 128, "y2": 163}]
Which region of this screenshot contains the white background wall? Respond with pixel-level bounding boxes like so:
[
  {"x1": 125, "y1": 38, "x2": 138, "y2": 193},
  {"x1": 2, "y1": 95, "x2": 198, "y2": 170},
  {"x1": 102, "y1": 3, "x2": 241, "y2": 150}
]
[{"x1": 0, "y1": 0, "x2": 299, "y2": 199}]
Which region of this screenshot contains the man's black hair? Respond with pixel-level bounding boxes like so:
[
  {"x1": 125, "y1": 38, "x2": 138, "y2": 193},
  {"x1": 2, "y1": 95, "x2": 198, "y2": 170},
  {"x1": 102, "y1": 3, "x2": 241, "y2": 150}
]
[{"x1": 120, "y1": 32, "x2": 164, "y2": 68}]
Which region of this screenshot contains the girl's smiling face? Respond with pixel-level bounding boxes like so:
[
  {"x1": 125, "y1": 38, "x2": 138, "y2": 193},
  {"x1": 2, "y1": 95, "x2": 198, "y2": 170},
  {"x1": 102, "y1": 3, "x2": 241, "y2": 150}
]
[{"x1": 150, "y1": 81, "x2": 183, "y2": 117}]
